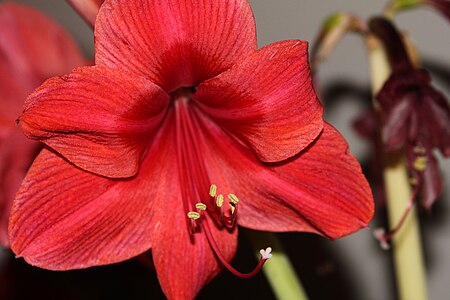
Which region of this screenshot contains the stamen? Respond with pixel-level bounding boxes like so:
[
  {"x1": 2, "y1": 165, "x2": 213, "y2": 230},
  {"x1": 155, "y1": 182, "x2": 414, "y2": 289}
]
[
  {"x1": 187, "y1": 211, "x2": 200, "y2": 220},
  {"x1": 216, "y1": 194, "x2": 224, "y2": 207},
  {"x1": 196, "y1": 203, "x2": 207, "y2": 211},
  {"x1": 175, "y1": 100, "x2": 264, "y2": 278},
  {"x1": 209, "y1": 184, "x2": 217, "y2": 197},
  {"x1": 413, "y1": 156, "x2": 427, "y2": 171},
  {"x1": 228, "y1": 193, "x2": 239, "y2": 205},
  {"x1": 187, "y1": 184, "x2": 270, "y2": 278},
  {"x1": 205, "y1": 187, "x2": 239, "y2": 227},
  {"x1": 229, "y1": 202, "x2": 237, "y2": 215}
]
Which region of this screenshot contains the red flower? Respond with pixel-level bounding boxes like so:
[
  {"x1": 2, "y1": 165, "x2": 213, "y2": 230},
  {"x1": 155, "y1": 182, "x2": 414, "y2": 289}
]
[
  {"x1": 66, "y1": 0, "x2": 105, "y2": 27},
  {"x1": 0, "y1": 3, "x2": 84, "y2": 247},
  {"x1": 370, "y1": 17, "x2": 450, "y2": 209},
  {"x1": 378, "y1": 68, "x2": 449, "y2": 208},
  {"x1": 9, "y1": 0, "x2": 373, "y2": 298}
]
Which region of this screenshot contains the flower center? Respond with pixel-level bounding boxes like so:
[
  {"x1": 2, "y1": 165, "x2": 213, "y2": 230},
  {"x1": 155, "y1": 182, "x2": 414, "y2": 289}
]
[
  {"x1": 173, "y1": 100, "x2": 270, "y2": 278},
  {"x1": 170, "y1": 86, "x2": 197, "y2": 103}
]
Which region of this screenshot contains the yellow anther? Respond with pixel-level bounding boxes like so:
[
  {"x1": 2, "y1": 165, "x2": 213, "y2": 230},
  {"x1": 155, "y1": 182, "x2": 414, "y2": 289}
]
[
  {"x1": 413, "y1": 156, "x2": 427, "y2": 172},
  {"x1": 209, "y1": 184, "x2": 217, "y2": 197},
  {"x1": 229, "y1": 202, "x2": 236, "y2": 214},
  {"x1": 228, "y1": 193, "x2": 239, "y2": 205},
  {"x1": 196, "y1": 203, "x2": 207, "y2": 211},
  {"x1": 187, "y1": 211, "x2": 200, "y2": 220},
  {"x1": 216, "y1": 194, "x2": 224, "y2": 207}
]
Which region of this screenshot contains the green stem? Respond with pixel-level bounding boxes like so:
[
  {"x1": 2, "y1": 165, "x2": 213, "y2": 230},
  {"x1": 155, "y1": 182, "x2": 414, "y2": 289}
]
[
  {"x1": 246, "y1": 230, "x2": 308, "y2": 300},
  {"x1": 366, "y1": 35, "x2": 428, "y2": 300},
  {"x1": 384, "y1": 0, "x2": 424, "y2": 18}
]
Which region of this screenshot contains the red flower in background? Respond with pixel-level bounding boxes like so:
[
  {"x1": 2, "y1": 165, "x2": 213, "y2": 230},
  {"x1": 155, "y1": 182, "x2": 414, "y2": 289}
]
[
  {"x1": 10, "y1": 0, "x2": 373, "y2": 298},
  {"x1": 0, "y1": 3, "x2": 84, "y2": 247}
]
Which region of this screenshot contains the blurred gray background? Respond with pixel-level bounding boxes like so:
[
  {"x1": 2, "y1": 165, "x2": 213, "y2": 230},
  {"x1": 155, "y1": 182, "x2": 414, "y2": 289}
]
[{"x1": 1, "y1": 1, "x2": 449, "y2": 299}]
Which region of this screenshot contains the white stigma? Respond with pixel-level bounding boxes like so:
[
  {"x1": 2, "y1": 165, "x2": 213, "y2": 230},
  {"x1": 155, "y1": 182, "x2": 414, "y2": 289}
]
[
  {"x1": 260, "y1": 247, "x2": 273, "y2": 260},
  {"x1": 373, "y1": 228, "x2": 390, "y2": 250}
]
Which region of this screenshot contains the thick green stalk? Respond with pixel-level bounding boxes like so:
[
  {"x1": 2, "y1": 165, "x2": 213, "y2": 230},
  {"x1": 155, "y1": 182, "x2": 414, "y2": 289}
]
[
  {"x1": 247, "y1": 231, "x2": 308, "y2": 300},
  {"x1": 367, "y1": 36, "x2": 427, "y2": 300}
]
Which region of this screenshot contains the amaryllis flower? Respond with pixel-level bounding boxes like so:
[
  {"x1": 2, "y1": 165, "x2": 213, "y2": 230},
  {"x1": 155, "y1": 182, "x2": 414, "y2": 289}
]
[
  {"x1": 370, "y1": 17, "x2": 450, "y2": 209},
  {"x1": 0, "y1": 3, "x2": 84, "y2": 247},
  {"x1": 9, "y1": 0, "x2": 373, "y2": 298},
  {"x1": 66, "y1": 0, "x2": 105, "y2": 27}
]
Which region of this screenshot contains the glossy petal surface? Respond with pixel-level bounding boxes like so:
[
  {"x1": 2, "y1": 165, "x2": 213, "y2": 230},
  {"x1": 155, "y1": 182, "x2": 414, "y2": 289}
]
[
  {"x1": 0, "y1": 3, "x2": 84, "y2": 247},
  {"x1": 377, "y1": 69, "x2": 450, "y2": 155},
  {"x1": 0, "y1": 3, "x2": 84, "y2": 98},
  {"x1": 95, "y1": 0, "x2": 256, "y2": 92},
  {"x1": 20, "y1": 66, "x2": 169, "y2": 178},
  {"x1": 0, "y1": 131, "x2": 39, "y2": 246},
  {"x1": 9, "y1": 118, "x2": 175, "y2": 268},
  {"x1": 195, "y1": 40, "x2": 323, "y2": 162},
  {"x1": 193, "y1": 111, "x2": 373, "y2": 239},
  {"x1": 152, "y1": 215, "x2": 236, "y2": 299},
  {"x1": 151, "y1": 149, "x2": 237, "y2": 300}
]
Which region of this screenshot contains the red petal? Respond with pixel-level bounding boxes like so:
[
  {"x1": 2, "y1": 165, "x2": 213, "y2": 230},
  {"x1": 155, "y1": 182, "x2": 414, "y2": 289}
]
[
  {"x1": 152, "y1": 202, "x2": 237, "y2": 299},
  {"x1": 149, "y1": 106, "x2": 237, "y2": 299},
  {"x1": 10, "y1": 113, "x2": 237, "y2": 298},
  {"x1": 95, "y1": 0, "x2": 256, "y2": 92},
  {"x1": 383, "y1": 103, "x2": 413, "y2": 151},
  {"x1": 1, "y1": 3, "x2": 84, "y2": 247},
  {"x1": 0, "y1": 3, "x2": 85, "y2": 119},
  {"x1": 0, "y1": 62, "x2": 28, "y2": 122},
  {"x1": 20, "y1": 66, "x2": 169, "y2": 178},
  {"x1": 0, "y1": 3, "x2": 84, "y2": 92},
  {"x1": 0, "y1": 130, "x2": 40, "y2": 247},
  {"x1": 196, "y1": 114, "x2": 373, "y2": 239},
  {"x1": 194, "y1": 40, "x2": 323, "y2": 162},
  {"x1": 9, "y1": 117, "x2": 176, "y2": 269},
  {"x1": 421, "y1": 89, "x2": 450, "y2": 157},
  {"x1": 419, "y1": 153, "x2": 442, "y2": 209},
  {"x1": 66, "y1": 0, "x2": 105, "y2": 27}
]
